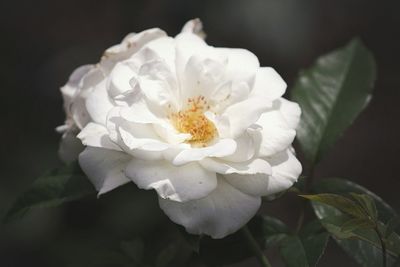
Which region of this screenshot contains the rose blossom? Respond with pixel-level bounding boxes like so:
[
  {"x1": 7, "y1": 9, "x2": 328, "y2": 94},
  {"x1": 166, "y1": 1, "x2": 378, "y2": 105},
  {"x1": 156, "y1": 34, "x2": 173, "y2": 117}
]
[{"x1": 58, "y1": 19, "x2": 302, "y2": 238}]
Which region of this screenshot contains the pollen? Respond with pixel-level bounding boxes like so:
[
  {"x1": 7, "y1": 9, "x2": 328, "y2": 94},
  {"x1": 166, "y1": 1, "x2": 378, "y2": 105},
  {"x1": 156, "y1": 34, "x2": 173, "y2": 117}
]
[{"x1": 170, "y1": 96, "x2": 217, "y2": 147}]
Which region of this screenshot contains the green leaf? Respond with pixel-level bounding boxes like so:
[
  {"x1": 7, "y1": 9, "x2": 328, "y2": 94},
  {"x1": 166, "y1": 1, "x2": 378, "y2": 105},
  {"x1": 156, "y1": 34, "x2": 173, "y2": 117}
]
[
  {"x1": 385, "y1": 217, "x2": 400, "y2": 239},
  {"x1": 280, "y1": 236, "x2": 309, "y2": 267},
  {"x1": 279, "y1": 221, "x2": 329, "y2": 267},
  {"x1": 4, "y1": 163, "x2": 96, "y2": 222},
  {"x1": 261, "y1": 215, "x2": 291, "y2": 247},
  {"x1": 300, "y1": 193, "x2": 366, "y2": 219},
  {"x1": 312, "y1": 178, "x2": 400, "y2": 266},
  {"x1": 313, "y1": 178, "x2": 397, "y2": 222},
  {"x1": 350, "y1": 193, "x2": 378, "y2": 222},
  {"x1": 291, "y1": 38, "x2": 376, "y2": 164},
  {"x1": 312, "y1": 201, "x2": 400, "y2": 266},
  {"x1": 340, "y1": 218, "x2": 375, "y2": 233}
]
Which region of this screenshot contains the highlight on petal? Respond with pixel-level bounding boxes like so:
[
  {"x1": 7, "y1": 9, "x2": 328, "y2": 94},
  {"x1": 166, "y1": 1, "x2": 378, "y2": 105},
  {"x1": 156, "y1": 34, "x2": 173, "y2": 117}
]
[
  {"x1": 159, "y1": 177, "x2": 261, "y2": 238},
  {"x1": 79, "y1": 147, "x2": 131, "y2": 195},
  {"x1": 125, "y1": 159, "x2": 217, "y2": 202}
]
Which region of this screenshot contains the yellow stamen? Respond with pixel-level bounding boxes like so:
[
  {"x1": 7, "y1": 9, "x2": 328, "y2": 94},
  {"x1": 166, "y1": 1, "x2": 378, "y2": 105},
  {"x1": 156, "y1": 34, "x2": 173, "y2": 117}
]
[{"x1": 170, "y1": 96, "x2": 217, "y2": 147}]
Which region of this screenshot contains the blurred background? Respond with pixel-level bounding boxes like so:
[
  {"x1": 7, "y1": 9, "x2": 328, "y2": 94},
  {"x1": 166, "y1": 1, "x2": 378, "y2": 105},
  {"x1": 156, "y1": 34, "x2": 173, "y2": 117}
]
[{"x1": 0, "y1": 0, "x2": 399, "y2": 266}]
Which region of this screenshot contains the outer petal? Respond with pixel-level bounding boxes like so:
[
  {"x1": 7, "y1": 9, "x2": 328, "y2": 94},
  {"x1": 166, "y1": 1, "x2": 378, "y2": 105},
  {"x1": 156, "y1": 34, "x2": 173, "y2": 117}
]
[
  {"x1": 77, "y1": 122, "x2": 121, "y2": 151},
  {"x1": 278, "y1": 98, "x2": 301, "y2": 129},
  {"x1": 79, "y1": 147, "x2": 131, "y2": 195},
  {"x1": 101, "y1": 28, "x2": 167, "y2": 71},
  {"x1": 257, "y1": 107, "x2": 296, "y2": 157},
  {"x1": 215, "y1": 48, "x2": 259, "y2": 86},
  {"x1": 224, "y1": 149, "x2": 301, "y2": 196},
  {"x1": 60, "y1": 65, "x2": 93, "y2": 115},
  {"x1": 159, "y1": 177, "x2": 261, "y2": 238},
  {"x1": 181, "y1": 18, "x2": 205, "y2": 38},
  {"x1": 85, "y1": 79, "x2": 114, "y2": 125},
  {"x1": 250, "y1": 67, "x2": 286, "y2": 101},
  {"x1": 71, "y1": 67, "x2": 105, "y2": 129},
  {"x1": 224, "y1": 172, "x2": 270, "y2": 197},
  {"x1": 265, "y1": 148, "x2": 302, "y2": 195},
  {"x1": 125, "y1": 159, "x2": 217, "y2": 202}
]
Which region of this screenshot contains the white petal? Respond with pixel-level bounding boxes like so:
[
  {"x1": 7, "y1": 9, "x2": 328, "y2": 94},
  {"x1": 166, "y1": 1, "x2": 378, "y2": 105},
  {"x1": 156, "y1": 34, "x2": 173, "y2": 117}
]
[
  {"x1": 143, "y1": 37, "x2": 176, "y2": 73},
  {"x1": 180, "y1": 54, "x2": 227, "y2": 103},
  {"x1": 71, "y1": 67, "x2": 105, "y2": 129},
  {"x1": 278, "y1": 98, "x2": 301, "y2": 129},
  {"x1": 118, "y1": 121, "x2": 168, "y2": 151},
  {"x1": 101, "y1": 28, "x2": 167, "y2": 70},
  {"x1": 79, "y1": 147, "x2": 131, "y2": 195},
  {"x1": 215, "y1": 48, "x2": 259, "y2": 85},
  {"x1": 221, "y1": 127, "x2": 261, "y2": 162},
  {"x1": 152, "y1": 122, "x2": 190, "y2": 144},
  {"x1": 220, "y1": 97, "x2": 271, "y2": 138},
  {"x1": 224, "y1": 172, "x2": 270, "y2": 197},
  {"x1": 119, "y1": 103, "x2": 161, "y2": 124},
  {"x1": 125, "y1": 159, "x2": 217, "y2": 202},
  {"x1": 136, "y1": 60, "x2": 179, "y2": 112},
  {"x1": 77, "y1": 122, "x2": 120, "y2": 151},
  {"x1": 159, "y1": 177, "x2": 261, "y2": 238},
  {"x1": 60, "y1": 65, "x2": 93, "y2": 114},
  {"x1": 85, "y1": 79, "x2": 114, "y2": 125},
  {"x1": 174, "y1": 32, "x2": 208, "y2": 80},
  {"x1": 172, "y1": 139, "x2": 237, "y2": 166},
  {"x1": 181, "y1": 18, "x2": 205, "y2": 38},
  {"x1": 257, "y1": 108, "x2": 296, "y2": 157},
  {"x1": 200, "y1": 157, "x2": 271, "y2": 175},
  {"x1": 108, "y1": 62, "x2": 136, "y2": 98},
  {"x1": 106, "y1": 107, "x2": 168, "y2": 156},
  {"x1": 265, "y1": 149, "x2": 302, "y2": 195},
  {"x1": 250, "y1": 67, "x2": 286, "y2": 101}
]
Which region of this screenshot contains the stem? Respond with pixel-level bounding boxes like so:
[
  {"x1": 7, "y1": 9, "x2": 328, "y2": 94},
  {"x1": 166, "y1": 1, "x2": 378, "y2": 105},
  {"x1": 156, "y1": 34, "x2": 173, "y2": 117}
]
[
  {"x1": 375, "y1": 226, "x2": 387, "y2": 267},
  {"x1": 241, "y1": 226, "x2": 272, "y2": 267}
]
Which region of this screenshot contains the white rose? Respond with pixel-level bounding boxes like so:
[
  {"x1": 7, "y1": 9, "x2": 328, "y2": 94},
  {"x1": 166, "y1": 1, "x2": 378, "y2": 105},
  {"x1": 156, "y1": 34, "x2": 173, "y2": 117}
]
[{"x1": 59, "y1": 19, "x2": 302, "y2": 238}]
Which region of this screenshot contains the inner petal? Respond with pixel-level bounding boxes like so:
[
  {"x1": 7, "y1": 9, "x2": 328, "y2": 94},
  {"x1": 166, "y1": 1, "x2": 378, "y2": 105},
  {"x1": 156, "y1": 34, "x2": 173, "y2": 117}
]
[{"x1": 169, "y1": 96, "x2": 218, "y2": 147}]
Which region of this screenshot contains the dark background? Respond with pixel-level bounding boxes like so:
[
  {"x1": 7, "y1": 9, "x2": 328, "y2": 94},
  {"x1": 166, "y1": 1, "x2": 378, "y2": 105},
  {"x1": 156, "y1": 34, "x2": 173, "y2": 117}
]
[{"x1": 0, "y1": 0, "x2": 399, "y2": 266}]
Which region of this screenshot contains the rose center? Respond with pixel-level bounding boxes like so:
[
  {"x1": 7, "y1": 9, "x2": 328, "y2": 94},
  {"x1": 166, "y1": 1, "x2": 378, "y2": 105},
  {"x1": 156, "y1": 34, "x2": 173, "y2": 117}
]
[{"x1": 170, "y1": 96, "x2": 217, "y2": 147}]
